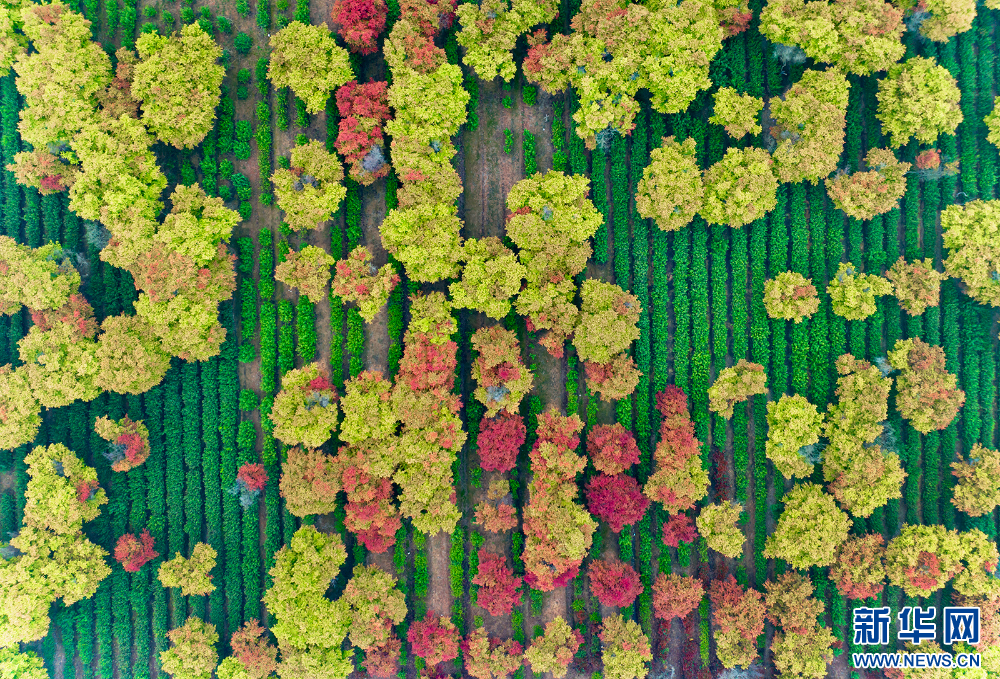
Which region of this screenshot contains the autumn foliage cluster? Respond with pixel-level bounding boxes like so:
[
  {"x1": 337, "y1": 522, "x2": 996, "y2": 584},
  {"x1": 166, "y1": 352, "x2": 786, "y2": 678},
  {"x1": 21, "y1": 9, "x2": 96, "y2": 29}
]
[
  {"x1": 94, "y1": 415, "x2": 150, "y2": 472},
  {"x1": 643, "y1": 387, "x2": 709, "y2": 514},
  {"x1": 331, "y1": 0, "x2": 387, "y2": 54},
  {"x1": 335, "y1": 80, "x2": 392, "y2": 183}
]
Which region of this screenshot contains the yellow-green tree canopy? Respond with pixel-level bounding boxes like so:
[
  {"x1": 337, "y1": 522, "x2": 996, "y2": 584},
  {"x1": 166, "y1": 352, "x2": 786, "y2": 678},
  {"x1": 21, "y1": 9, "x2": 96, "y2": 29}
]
[
  {"x1": 449, "y1": 237, "x2": 526, "y2": 320},
  {"x1": 522, "y1": 0, "x2": 723, "y2": 147},
  {"x1": 708, "y1": 359, "x2": 768, "y2": 419},
  {"x1": 24, "y1": 443, "x2": 106, "y2": 534},
  {"x1": 523, "y1": 616, "x2": 581, "y2": 679},
  {"x1": 471, "y1": 325, "x2": 534, "y2": 417},
  {"x1": 13, "y1": 526, "x2": 111, "y2": 606},
  {"x1": 331, "y1": 246, "x2": 401, "y2": 320},
  {"x1": 14, "y1": 2, "x2": 111, "y2": 148},
  {"x1": 599, "y1": 614, "x2": 652, "y2": 679},
  {"x1": 0, "y1": 5, "x2": 25, "y2": 78},
  {"x1": 886, "y1": 256, "x2": 946, "y2": 315},
  {"x1": 379, "y1": 199, "x2": 464, "y2": 284},
  {"x1": 263, "y1": 525, "x2": 351, "y2": 669},
  {"x1": 876, "y1": 56, "x2": 962, "y2": 148},
  {"x1": 700, "y1": 146, "x2": 778, "y2": 228},
  {"x1": 826, "y1": 147, "x2": 910, "y2": 220},
  {"x1": 272, "y1": 363, "x2": 340, "y2": 448},
  {"x1": 828, "y1": 444, "x2": 905, "y2": 517},
  {"x1": 885, "y1": 523, "x2": 964, "y2": 597},
  {"x1": 156, "y1": 185, "x2": 238, "y2": 266},
  {"x1": 709, "y1": 87, "x2": 763, "y2": 138},
  {"x1": 828, "y1": 261, "x2": 893, "y2": 320},
  {"x1": 0, "y1": 366, "x2": 42, "y2": 449},
  {"x1": 888, "y1": 337, "x2": 965, "y2": 432},
  {"x1": 765, "y1": 394, "x2": 824, "y2": 479},
  {"x1": 272, "y1": 140, "x2": 347, "y2": 231},
  {"x1": 456, "y1": 0, "x2": 558, "y2": 81},
  {"x1": 771, "y1": 624, "x2": 837, "y2": 679},
  {"x1": 0, "y1": 648, "x2": 47, "y2": 679},
  {"x1": 822, "y1": 354, "x2": 892, "y2": 479},
  {"x1": 763, "y1": 271, "x2": 819, "y2": 322},
  {"x1": 159, "y1": 617, "x2": 219, "y2": 679},
  {"x1": 951, "y1": 444, "x2": 1000, "y2": 517},
  {"x1": 894, "y1": 0, "x2": 974, "y2": 41},
  {"x1": 635, "y1": 136, "x2": 703, "y2": 233},
  {"x1": 696, "y1": 501, "x2": 744, "y2": 559},
  {"x1": 759, "y1": 0, "x2": 904, "y2": 75},
  {"x1": 953, "y1": 528, "x2": 1000, "y2": 599},
  {"x1": 276, "y1": 244, "x2": 336, "y2": 303},
  {"x1": 278, "y1": 447, "x2": 340, "y2": 517},
  {"x1": 940, "y1": 199, "x2": 1000, "y2": 307},
  {"x1": 764, "y1": 483, "x2": 852, "y2": 569},
  {"x1": 339, "y1": 371, "x2": 398, "y2": 445},
  {"x1": 985, "y1": 96, "x2": 1000, "y2": 147},
  {"x1": 0, "y1": 237, "x2": 80, "y2": 315},
  {"x1": 267, "y1": 21, "x2": 353, "y2": 113},
  {"x1": 132, "y1": 24, "x2": 223, "y2": 149},
  {"x1": 340, "y1": 564, "x2": 408, "y2": 651},
  {"x1": 573, "y1": 279, "x2": 641, "y2": 365},
  {"x1": 770, "y1": 68, "x2": 850, "y2": 185},
  {"x1": 157, "y1": 543, "x2": 217, "y2": 596},
  {"x1": 93, "y1": 315, "x2": 171, "y2": 395},
  {"x1": 0, "y1": 553, "x2": 54, "y2": 647}
]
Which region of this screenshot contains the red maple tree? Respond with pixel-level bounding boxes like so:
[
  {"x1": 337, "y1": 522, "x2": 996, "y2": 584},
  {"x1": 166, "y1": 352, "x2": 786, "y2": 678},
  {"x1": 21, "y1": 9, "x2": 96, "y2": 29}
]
[
  {"x1": 340, "y1": 459, "x2": 402, "y2": 553},
  {"x1": 477, "y1": 412, "x2": 526, "y2": 472},
  {"x1": 407, "y1": 613, "x2": 460, "y2": 666},
  {"x1": 230, "y1": 619, "x2": 279, "y2": 679},
  {"x1": 331, "y1": 0, "x2": 387, "y2": 54},
  {"x1": 587, "y1": 423, "x2": 640, "y2": 475},
  {"x1": 652, "y1": 573, "x2": 703, "y2": 621},
  {"x1": 472, "y1": 549, "x2": 523, "y2": 616},
  {"x1": 114, "y1": 529, "x2": 158, "y2": 572},
  {"x1": 661, "y1": 513, "x2": 698, "y2": 547},
  {"x1": 709, "y1": 575, "x2": 766, "y2": 640},
  {"x1": 588, "y1": 558, "x2": 644, "y2": 608},
  {"x1": 335, "y1": 80, "x2": 392, "y2": 184},
  {"x1": 237, "y1": 463, "x2": 269, "y2": 492},
  {"x1": 585, "y1": 473, "x2": 649, "y2": 533},
  {"x1": 363, "y1": 635, "x2": 401, "y2": 678}
]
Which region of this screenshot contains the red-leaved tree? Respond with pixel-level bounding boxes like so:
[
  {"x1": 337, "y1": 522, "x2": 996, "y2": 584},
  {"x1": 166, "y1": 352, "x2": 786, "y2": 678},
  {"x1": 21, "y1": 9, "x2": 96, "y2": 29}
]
[
  {"x1": 408, "y1": 613, "x2": 460, "y2": 666},
  {"x1": 399, "y1": 0, "x2": 456, "y2": 36},
  {"x1": 230, "y1": 619, "x2": 279, "y2": 679},
  {"x1": 335, "y1": 80, "x2": 392, "y2": 184},
  {"x1": 462, "y1": 629, "x2": 523, "y2": 679},
  {"x1": 661, "y1": 513, "x2": 698, "y2": 547},
  {"x1": 643, "y1": 386, "x2": 708, "y2": 513},
  {"x1": 472, "y1": 549, "x2": 523, "y2": 616},
  {"x1": 331, "y1": 0, "x2": 387, "y2": 54},
  {"x1": 338, "y1": 449, "x2": 402, "y2": 553},
  {"x1": 363, "y1": 635, "x2": 401, "y2": 678},
  {"x1": 587, "y1": 423, "x2": 640, "y2": 475},
  {"x1": 114, "y1": 529, "x2": 158, "y2": 572},
  {"x1": 585, "y1": 473, "x2": 649, "y2": 533},
  {"x1": 710, "y1": 575, "x2": 767, "y2": 668},
  {"x1": 652, "y1": 573, "x2": 703, "y2": 622},
  {"x1": 230, "y1": 462, "x2": 268, "y2": 509},
  {"x1": 588, "y1": 558, "x2": 643, "y2": 608},
  {"x1": 477, "y1": 412, "x2": 526, "y2": 472},
  {"x1": 830, "y1": 533, "x2": 886, "y2": 600}
]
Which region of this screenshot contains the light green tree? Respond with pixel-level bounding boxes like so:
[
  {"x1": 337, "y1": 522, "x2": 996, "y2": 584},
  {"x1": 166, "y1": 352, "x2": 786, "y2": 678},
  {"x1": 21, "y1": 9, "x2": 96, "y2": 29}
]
[
  {"x1": 157, "y1": 543, "x2": 217, "y2": 596},
  {"x1": 951, "y1": 444, "x2": 1000, "y2": 517},
  {"x1": 885, "y1": 523, "x2": 964, "y2": 597},
  {"x1": 953, "y1": 528, "x2": 1000, "y2": 599},
  {"x1": 696, "y1": 501, "x2": 744, "y2": 559},
  {"x1": 267, "y1": 21, "x2": 353, "y2": 113},
  {"x1": 523, "y1": 616, "x2": 581, "y2": 679},
  {"x1": 763, "y1": 271, "x2": 820, "y2": 322},
  {"x1": 341, "y1": 564, "x2": 407, "y2": 651},
  {"x1": 635, "y1": 136, "x2": 703, "y2": 233},
  {"x1": 770, "y1": 68, "x2": 850, "y2": 185},
  {"x1": 456, "y1": 0, "x2": 558, "y2": 81},
  {"x1": 0, "y1": 237, "x2": 81, "y2": 314},
  {"x1": 0, "y1": 648, "x2": 47, "y2": 679},
  {"x1": 940, "y1": 199, "x2": 1000, "y2": 307},
  {"x1": 826, "y1": 147, "x2": 910, "y2": 220},
  {"x1": 828, "y1": 262, "x2": 893, "y2": 320},
  {"x1": 272, "y1": 363, "x2": 340, "y2": 448},
  {"x1": 11, "y1": 527, "x2": 110, "y2": 606},
  {"x1": 132, "y1": 23, "x2": 223, "y2": 148},
  {"x1": 339, "y1": 371, "x2": 398, "y2": 446},
  {"x1": 331, "y1": 246, "x2": 401, "y2": 321},
  {"x1": 449, "y1": 237, "x2": 526, "y2": 319},
  {"x1": 765, "y1": 394, "x2": 824, "y2": 479},
  {"x1": 13, "y1": 1, "x2": 110, "y2": 148},
  {"x1": 15, "y1": 319, "x2": 100, "y2": 409},
  {"x1": 471, "y1": 325, "x2": 533, "y2": 417},
  {"x1": 379, "y1": 199, "x2": 464, "y2": 284},
  {"x1": 159, "y1": 617, "x2": 219, "y2": 679},
  {"x1": 985, "y1": 96, "x2": 1000, "y2": 148},
  {"x1": 828, "y1": 444, "x2": 905, "y2": 517},
  {"x1": 710, "y1": 87, "x2": 763, "y2": 138},
  {"x1": 0, "y1": 6, "x2": 25, "y2": 78},
  {"x1": 893, "y1": 0, "x2": 975, "y2": 42},
  {"x1": 573, "y1": 279, "x2": 641, "y2": 365},
  {"x1": 764, "y1": 483, "x2": 852, "y2": 569},
  {"x1": 156, "y1": 184, "x2": 238, "y2": 265},
  {"x1": 276, "y1": 244, "x2": 336, "y2": 303},
  {"x1": 272, "y1": 140, "x2": 347, "y2": 231},
  {"x1": 700, "y1": 147, "x2": 778, "y2": 228},
  {"x1": 876, "y1": 56, "x2": 962, "y2": 148},
  {"x1": 94, "y1": 315, "x2": 171, "y2": 395},
  {"x1": 759, "y1": 0, "x2": 904, "y2": 75},
  {"x1": 23, "y1": 443, "x2": 107, "y2": 534},
  {"x1": 708, "y1": 359, "x2": 768, "y2": 419},
  {"x1": 886, "y1": 256, "x2": 946, "y2": 315},
  {"x1": 599, "y1": 614, "x2": 652, "y2": 679},
  {"x1": 0, "y1": 367, "x2": 42, "y2": 450}
]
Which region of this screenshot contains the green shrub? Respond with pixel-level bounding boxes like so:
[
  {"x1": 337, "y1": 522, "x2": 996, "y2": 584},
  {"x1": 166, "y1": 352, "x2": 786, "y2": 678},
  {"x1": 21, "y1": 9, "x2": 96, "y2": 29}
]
[
  {"x1": 278, "y1": 156, "x2": 290, "y2": 169},
  {"x1": 232, "y1": 173, "x2": 252, "y2": 201},
  {"x1": 295, "y1": 98, "x2": 308, "y2": 128},
  {"x1": 239, "y1": 201, "x2": 252, "y2": 221},
  {"x1": 256, "y1": 58, "x2": 270, "y2": 96},
  {"x1": 277, "y1": 89, "x2": 289, "y2": 130},
  {"x1": 219, "y1": 184, "x2": 232, "y2": 201},
  {"x1": 257, "y1": 0, "x2": 269, "y2": 30},
  {"x1": 162, "y1": 10, "x2": 174, "y2": 23},
  {"x1": 295, "y1": 133, "x2": 308, "y2": 146},
  {"x1": 239, "y1": 389, "x2": 259, "y2": 412},
  {"x1": 234, "y1": 32, "x2": 252, "y2": 53},
  {"x1": 217, "y1": 15, "x2": 232, "y2": 32},
  {"x1": 522, "y1": 85, "x2": 537, "y2": 106},
  {"x1": 502, "y1": 94, "x2": 513, "y2": 109},
  {"x1": 141, "y1": 21, "x2": 158, "y2": 33},
  {"x1": 503, "y1": 129, "x2": 513, "y2": 154},
  {"x1": 237, "y1": 68, "x2": 251, "y2": 84},
  {"x1": 236, "y1": 0, "x2": 250, "y2": 16},
  {"x1": 181, "y1": 6, "x2": 194, "y2": 22},
  {"x1": 523, "y1": 130, "x2": 536, "y2": 175},
  {"x1": 197, "y1": 16, "x2": 212, "y2": 33},
  {"x1": 237, "y1": 85, "x2": 249, "y2": 100},
  {"x1": 143, "y1": 5, "x2": 156, "y2": 17},
  {"x1": 220, "y1": 159, "x2": 234, "y2": 179}
]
